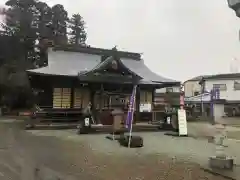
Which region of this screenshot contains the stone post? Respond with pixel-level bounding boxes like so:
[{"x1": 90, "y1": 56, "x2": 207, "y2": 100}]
[
  {"x1": 214, "y1": 124, "x2": 226, "y2": 159},
  {"x1": 208, "y1": 89, "x2": 234, "y2": 170},
  {"x1": 212, "y1": 103, "x2": 225, "y2": 123},
  {"x1": 209, "y1": 118, "x2": 234, "y2": 170}
]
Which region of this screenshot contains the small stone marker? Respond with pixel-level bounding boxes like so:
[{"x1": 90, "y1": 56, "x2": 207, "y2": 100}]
[{"x1": 209, "y1": 124, "x2": 234, "y2": 170}]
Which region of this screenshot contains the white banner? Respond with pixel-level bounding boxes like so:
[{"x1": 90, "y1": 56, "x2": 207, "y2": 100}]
[
  {"x1": 84, "y1": 118, "x2": 90, "y2": 126},
  {"x1": 139, "y1": 103, "x2": 152, "y2": 112},
  {"x1": 178, "y1": 109, "x2": 188, "y2": 136}
]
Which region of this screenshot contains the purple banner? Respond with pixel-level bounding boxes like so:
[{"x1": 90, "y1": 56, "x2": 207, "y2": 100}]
[
  {"x1": 210, "y1": 88, "x2": 220, "y2": 117},
  {"x1": 125, "y1": 85, "x2": 137, "y2": 129}
]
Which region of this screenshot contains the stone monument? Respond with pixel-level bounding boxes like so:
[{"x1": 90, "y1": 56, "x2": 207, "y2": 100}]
[
  {"x1": 209, "y1": 89, "x2": 234, "y2": 170},
  {"x1": 209, "y1": 123, "x2": 234, "y2": 170}
]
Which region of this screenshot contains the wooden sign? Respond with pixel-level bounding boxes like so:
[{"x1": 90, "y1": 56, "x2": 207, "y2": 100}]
[{"x1": 178, "y1": 109, "x2": 188, "y2": 136}]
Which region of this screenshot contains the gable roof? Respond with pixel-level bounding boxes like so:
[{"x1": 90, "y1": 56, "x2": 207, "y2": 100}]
[
  {"x1": 53, "y1": 45, "x2": 141, "y2": 60},
  {"x1": 206, "y1": 73, "x2": 240, "y2": 80},
  {"x1": 185, "y1": 75, "x2": 211, "y2": 82},
  {"x1": 27, "y1": 48, "x2": 180, "y2": 85},
  {"x1": 120, "y1": 58, "x2": 178, "y2": 83},
  {"x1": 78, "y1": 56, "x2": 142, "y2": 80},
  {"x1": 185, "y1": 73, "x2": 240, "y2": 82}
]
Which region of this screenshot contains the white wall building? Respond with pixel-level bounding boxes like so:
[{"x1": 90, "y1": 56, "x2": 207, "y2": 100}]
[
  {"x1": 184, "y1": 74, "x2": 240, "y2": 102},
  {"x1": 156, "y1": 86, "x2": 180, "y2": 93}
]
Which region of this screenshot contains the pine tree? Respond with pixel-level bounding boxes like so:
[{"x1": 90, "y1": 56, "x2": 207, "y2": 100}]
[
  {"x1": 51, "y1": 4, "x2": 68, "y2": 46},
  {"x1": 35, "y1": 2, "x2": 52, "y2": 40},
  {"x1": 35, "y1": 2, "x2": 52, "y2": 67},
  {"x1": 69, "y1": 13, "x2": 87, "y2": 45},
  {"x1": 2, "y1": 0, "x2": 38, "y2": 68}
]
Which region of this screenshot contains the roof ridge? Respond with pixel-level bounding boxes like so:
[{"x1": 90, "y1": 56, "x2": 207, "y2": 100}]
[
  {"x1": 53, "y1": 45, "x2": 141, "y2": 60},
  {"x1": 78, "y1": 56, "x2": 142, "y2": 79}
]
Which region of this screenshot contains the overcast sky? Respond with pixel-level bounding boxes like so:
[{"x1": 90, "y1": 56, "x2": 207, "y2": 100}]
[{"x1": 1, "y1": 0, "x2": 240, "y2": 81}]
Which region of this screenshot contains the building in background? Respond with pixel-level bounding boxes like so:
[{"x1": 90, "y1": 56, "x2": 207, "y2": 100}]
[
  {"x1": 184, "y1": 75, "x2": 211, "y2": 97},
  {"x1": 184, "y1": 73, "x2": 240, "y2": 116},
  {"x1": 154, "y1": 86, "x2": 181, "y2": 111}
]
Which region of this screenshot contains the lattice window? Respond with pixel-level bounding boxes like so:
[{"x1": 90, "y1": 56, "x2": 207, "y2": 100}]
[
  {"x1": 74, "y1": 88, "x2": 90, "y2": 108},
  {"x1": 140, "y1": 91, "x2": 152, "y2": 103},
  {"x1": 53, "y1": 88, "x2": 71, "y2": 108},
  {"x1": 74, "y1": 89, "x2": 82, "y2": 108}
]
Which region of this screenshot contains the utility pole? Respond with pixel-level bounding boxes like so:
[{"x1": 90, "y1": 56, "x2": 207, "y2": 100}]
[{"x1": 198, "y1": 77, "x2": 205, "y2": 116}]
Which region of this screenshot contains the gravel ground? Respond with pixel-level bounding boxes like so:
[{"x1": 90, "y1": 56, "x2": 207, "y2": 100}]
[
  {"x1": 0, "y1": 119, "x2": 234, "y2": 180},
  {"x1": 227, "y1": 131, "x2": 240, "y2": 140},
  {"x1": 28, "y1": 128, "x2": 240, "y2": 165},
  {"x1": 26, "y1": 130, "x2": 229, "y2": 180}
]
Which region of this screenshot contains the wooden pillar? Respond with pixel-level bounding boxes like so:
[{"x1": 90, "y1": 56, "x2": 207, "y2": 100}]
[
  {"x1": 49, "y1": 87, "x2": 53, "y2": 108},
  {"x1": 151, "y1": 87, "x2": 155, "y2": 122},
  {"x1": 70, "y1": 87, "x2": 74, "y2": 108},
  {"x1": 99, "y1": 84, "x2": 103, "y2": 112},
  {"x1": 90, "y1": 87, "x2": 95, "y2": 110},
  {"x1": 135, "y1": 85, "x2": 140, "y2": 123},
  {"x1": 152, "y1": 87, "x2": 155, "y2": 106},
  {"x1": 96, "y1": 84, "x2": 104, "y2": 124},
  {"x1": 89, "y1": 86, "x2": 97, "y2": 124}
]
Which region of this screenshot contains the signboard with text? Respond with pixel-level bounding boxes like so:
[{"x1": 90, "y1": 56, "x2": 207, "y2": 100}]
[{"x1": 178, "y1": 109, "x2": 188, "y2": 136}]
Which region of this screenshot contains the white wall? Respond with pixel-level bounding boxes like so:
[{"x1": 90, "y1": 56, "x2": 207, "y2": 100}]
[
  {"x1": 156, "y1": 86, "x2": 180, "y2": 93},
  {"x1": 184, "y1": 78, "x2": 240, "y2": 101},
  {"x1": 184, "y1": 81, "x2": 201, "y2": 97},
  {"x1": 204, "y1": 79, "x2": 240, "y2": 101}
]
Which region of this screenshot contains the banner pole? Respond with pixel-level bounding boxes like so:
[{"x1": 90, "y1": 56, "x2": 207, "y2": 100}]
[
  {"x1": 128, "y1": 85, "x2": 137, "y2": 148},
  {"x1": 128, "y1": 118, "x2": 133, "y2": 148}
]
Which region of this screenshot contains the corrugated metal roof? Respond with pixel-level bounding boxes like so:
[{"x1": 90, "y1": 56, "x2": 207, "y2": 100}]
[
  {"x1": 206, "y1": 73, "x2": 240, "y2": 80},
  {"x1": 27, "y1": 50, "x2": 101, "y2": 76},
  {"x1": 27, "y1": 50, "x2": 179, "y2": 84},
  {"x1": 185, "y1": 75, "x2": 211, "y2": 82},
  {"x1": 185, "y1": 73, "x2": 240, "y2": 82}
]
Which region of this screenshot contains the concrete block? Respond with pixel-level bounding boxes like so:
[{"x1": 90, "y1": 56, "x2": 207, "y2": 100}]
[
  {"x1": 209, "y1": 156, "x2": 234, "y2": 170},
  {"x1": 119, "y1": 135, "x2": 143, "y2": 148}
]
